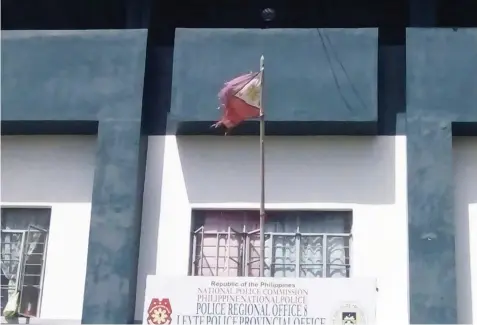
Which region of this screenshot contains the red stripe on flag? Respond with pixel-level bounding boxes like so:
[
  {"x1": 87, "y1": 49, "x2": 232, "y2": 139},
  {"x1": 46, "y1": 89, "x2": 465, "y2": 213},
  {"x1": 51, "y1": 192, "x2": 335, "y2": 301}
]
[
  {"x1": 214, "y1": 96, "x2": 261, "y2": 129},
  {"x1": 213, "y1": 72, "x2": 261, "y2": 132}
]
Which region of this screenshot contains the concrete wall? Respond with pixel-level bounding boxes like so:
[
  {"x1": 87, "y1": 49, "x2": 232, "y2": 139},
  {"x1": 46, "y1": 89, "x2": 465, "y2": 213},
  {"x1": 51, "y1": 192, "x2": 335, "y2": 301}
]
[
  {"x1": 0, "y1": 136, "x2": 96, "y2": 322},
  {"x1": 137, "y1": 135, "x2": 410, "y2": 323},
  {"x1": 1, "y1": 27, "x2": 476, "y2": 324},
  {"x1": 171, "y1": 28, "x2": 378, "y2": 122},
  {"x1": 406, "y1": 28, "x2": 477, "y2": 323},
  {"x1": 1, "y1": 29, "x2": 148, "y2": 324},
  {"x1": 2, "y1": 135, "x2": 476, "y2": 324},
  {"x1": 170, "y1": 28, "x2": 378, "y2": 135}
]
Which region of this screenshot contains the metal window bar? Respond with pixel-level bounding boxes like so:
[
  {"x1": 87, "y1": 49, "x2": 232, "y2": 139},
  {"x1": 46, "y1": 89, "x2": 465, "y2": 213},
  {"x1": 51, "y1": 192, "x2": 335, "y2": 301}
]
[
  {"x1": 199, "y1": 227, "x2": 204, "y2": 275},
  {"x1": 191, "y1": 227, "x2": 350, "y2": 278},
  {"x1": 1, "y1": 226, "x2": 49, "y2": 318},
  {"x1": 18, "y1": 225, "x2": 48, "y2": 318},
  {"x1": 267, "y1": 233, "x2": 274, "y2": 277},
  {"x1": 345, "y1": 233, "x2": 352, "y2": 277},
  {"x1": 325, "y1": 234, "x2": 351, "y2": 278},
  {"x1": 323, "y1": 235, "x2": 327, "y2": 277},
  {"x1": 191, "y1": 226, "x2": 202, "y2": 275},
  {"x1": 192, "y1": 228, "x2": 244, "y2": 276},
  {"x1": 298, "y1": 234, "x2": 322, "y2": 278},
  {"x1": 224, "y1": 227, "x2": 243, "y2": 276},
  {"x1": 191, "y1": 231, "x2": 197, "y2": 276},
  {"x1": 36, "y1": 225, "x2": 49, "y2": 316},
  {"x1": 246, "y1": 229, "x2": 260, "y2": 277},
  {"x1": 0, "y1": 230, "x2": 26, "y2": 313},
  {"x1": 228, "y1": 228, "x2": 245, "y2": 276},
  {"x1": 215, "y1": 232, "x2": 220, "y2": 275},
  {"x1": 296, "y1": 220, "x2": 301, "y2": 278},
  {"x1": 224, "y1": 227, "x2": 231, "y2": 275},
  {"x1": 295, "y1": 234, "x2": 301, "y2": 277}
]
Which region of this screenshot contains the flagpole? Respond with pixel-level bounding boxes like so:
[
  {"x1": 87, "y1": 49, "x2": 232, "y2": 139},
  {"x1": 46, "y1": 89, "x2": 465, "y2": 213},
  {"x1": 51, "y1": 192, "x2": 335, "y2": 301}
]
[{"x1": 259, "y1": 55, "x2": 266, "y2": 277}]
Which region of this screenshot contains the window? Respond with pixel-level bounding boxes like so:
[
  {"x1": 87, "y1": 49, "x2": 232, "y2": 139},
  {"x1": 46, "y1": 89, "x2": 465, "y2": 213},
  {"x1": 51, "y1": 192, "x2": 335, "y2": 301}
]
[
  {"x1": 1, "y1": 208, "x2": 50, "y2": 318},
  {"x1": 190, "y1": 210, "x2": 351, "y2": 278}
]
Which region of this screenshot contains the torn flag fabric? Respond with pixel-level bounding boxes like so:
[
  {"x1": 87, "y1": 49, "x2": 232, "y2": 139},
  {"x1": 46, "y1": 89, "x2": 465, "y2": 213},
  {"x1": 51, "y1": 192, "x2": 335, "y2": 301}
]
[{"x1": 213, "y1": 71, "x2": 263, "y2": 130}]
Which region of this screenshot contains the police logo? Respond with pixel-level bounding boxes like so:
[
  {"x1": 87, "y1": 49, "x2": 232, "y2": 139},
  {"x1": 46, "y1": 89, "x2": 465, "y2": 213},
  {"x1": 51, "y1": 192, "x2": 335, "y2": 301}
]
[
  {"x1": 330, "y1": 302, "x2": 366, "y2": 325},
  {"x1": 342, "y1": 312, "x2": 357, "y2": 325}
]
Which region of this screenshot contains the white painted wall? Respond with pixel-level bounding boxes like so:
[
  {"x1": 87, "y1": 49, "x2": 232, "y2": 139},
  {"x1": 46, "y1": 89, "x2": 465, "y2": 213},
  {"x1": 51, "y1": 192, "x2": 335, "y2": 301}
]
[
  {"x1": 137, "y1": 135, "x2": 410, "y2": 324},
  {"x1": 454, "y1": 137, "x2": 477, "y2": 324},
  {"x1": 1, "y1": 135, "x2": 96, "y2": 322},
  {"x1": 6, "y1": 135, "x2": 470, "y2": 323}
]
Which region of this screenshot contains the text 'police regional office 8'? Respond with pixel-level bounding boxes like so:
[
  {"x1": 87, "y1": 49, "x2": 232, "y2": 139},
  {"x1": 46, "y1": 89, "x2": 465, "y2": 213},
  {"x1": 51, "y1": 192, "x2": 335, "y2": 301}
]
[{"x1": 176, "y1": 281, "x2": 328, "y2": 325}]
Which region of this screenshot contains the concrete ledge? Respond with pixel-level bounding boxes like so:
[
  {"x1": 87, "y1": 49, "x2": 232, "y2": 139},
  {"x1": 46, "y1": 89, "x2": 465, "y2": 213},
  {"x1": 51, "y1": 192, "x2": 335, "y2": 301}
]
[{"x1": 172, "y1": 120, "x2": 377, "y2": 136}]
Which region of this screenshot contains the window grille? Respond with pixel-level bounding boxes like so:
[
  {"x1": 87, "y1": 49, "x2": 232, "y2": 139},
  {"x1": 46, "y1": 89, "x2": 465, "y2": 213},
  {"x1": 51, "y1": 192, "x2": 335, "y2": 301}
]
[
  {"x1": 1, "y1": 208, "x2": 50, "y2": 318},
  {"x1": 191, "y1": 211, "x2": 351, "y2": 278}
]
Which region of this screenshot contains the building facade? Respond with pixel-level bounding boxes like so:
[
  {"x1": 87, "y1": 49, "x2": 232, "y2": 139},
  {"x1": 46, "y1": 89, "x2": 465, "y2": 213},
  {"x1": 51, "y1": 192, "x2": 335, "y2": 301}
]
[{"x1": 1, "y1": 0, "x2": 476, "y2": 324}]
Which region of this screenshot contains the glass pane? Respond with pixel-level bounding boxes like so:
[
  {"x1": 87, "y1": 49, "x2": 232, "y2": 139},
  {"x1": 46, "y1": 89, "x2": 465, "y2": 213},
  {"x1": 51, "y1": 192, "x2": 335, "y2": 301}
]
[
  {"x1": 217, "y1": 234, "x2": 241, "y2": 276},
  {"x1": 1, "y1": 231, "x2": 23, "y2": 313},
  {"x1": 300, "y1": 236, "x2": 323, "y2": 264},
  {"x1": 194, "y1": 233, "x2": 242, "y2": 276},
  {"x1": 201, "y1": 211, "x2": 259, "y2": 232},
  {"x1": 327, "y1": 265, "x2": 349, "y2": 278},
  {"x1": 19, "y1": 227, "x2": 48, "y2": 317},
  {"x1": 1, "y1": 208, "x2": 50, "y2": 230},
  {"x1": 265, "y1": 214, "x2": 298, "y2": 232},
  {"x1": 1, "y1": 232, "x2": 23, "y2": 280},
  {"x1": 299, "y1": 236, "x2": 323, "y2": 278},
  {"x1": 194, "y1": 233, "x2": 210, "y2": 276},
  {"x1": 247, "y1": 233, "x2": 260, "y2": 277},
  {"x1": 299, "y1": 212, "x2": 347, "y2": 233},
  {"x1": 247, "y1": 233, "x2": 271, "y2": 277},
  {"x1": 299, "y1": 265, "x2": 323, "y2": 278},
  {"x1": 18, "y1": 286, "x2": 40, "y2": 316},
  {"x1": 271, "y1": 235, "x2": 296, "y2": 277},
  {"x1": 326, "y1": 235, "x2": 350, "y2": 278},
  {"x1": 326, "y1": 236, "x2": 347, "y2": 264},
  {"x1": 191, "y1": 210, "x2": 351, "y2": 278},
  {"x1": 272, "y1": 265, "x2": 296, "y2": 278}
]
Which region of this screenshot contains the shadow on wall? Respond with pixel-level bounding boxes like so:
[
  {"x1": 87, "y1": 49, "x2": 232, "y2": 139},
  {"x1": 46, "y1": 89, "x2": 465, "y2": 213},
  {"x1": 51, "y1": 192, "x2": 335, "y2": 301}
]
[
  {"x1": 135, "y1": 136, "x2": 165, "y2": 321},
  {"x1": 453, "y1": 137, "x2": 477, "y2": 324},
  {"x1": 177, "y1": 136, "x2": 396, "y2": 205},
  {"x1": 0, "y1": 136, "x2": 96, "y2": 203},
  {"x1": 135, "y1": 135, "x2": 398, "y2": 321}
]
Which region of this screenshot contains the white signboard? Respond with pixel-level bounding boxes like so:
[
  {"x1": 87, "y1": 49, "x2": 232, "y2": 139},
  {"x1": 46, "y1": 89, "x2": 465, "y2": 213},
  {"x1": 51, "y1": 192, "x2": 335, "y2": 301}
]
[{"x1": 144, "y1": 276, "x2": 376, "y2": 325}]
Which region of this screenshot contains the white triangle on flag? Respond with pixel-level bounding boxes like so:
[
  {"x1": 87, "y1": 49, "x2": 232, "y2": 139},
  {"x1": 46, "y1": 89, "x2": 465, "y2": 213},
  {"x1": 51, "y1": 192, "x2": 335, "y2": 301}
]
[{"x1": 235, "y1": 71, "x2": 263, "y2": 109}]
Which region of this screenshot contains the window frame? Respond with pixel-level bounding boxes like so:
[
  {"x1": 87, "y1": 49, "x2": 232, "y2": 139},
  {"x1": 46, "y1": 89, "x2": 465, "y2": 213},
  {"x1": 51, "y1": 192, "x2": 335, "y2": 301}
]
[
  {"x1": 190, "y1": 210, "x2": 352, "y2": 278},
  {"x1": 1, "y1": 207, "x2": 51, "y2": 318}
]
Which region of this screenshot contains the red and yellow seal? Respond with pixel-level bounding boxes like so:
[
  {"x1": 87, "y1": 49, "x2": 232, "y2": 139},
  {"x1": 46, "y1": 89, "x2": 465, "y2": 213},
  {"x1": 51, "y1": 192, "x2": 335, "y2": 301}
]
[{"x1": 147, "y1": 298, "x2": 172, "y2": 325}]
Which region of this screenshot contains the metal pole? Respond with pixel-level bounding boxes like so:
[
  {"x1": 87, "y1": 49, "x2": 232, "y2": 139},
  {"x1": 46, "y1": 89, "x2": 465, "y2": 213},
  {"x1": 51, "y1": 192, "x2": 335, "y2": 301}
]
[{"x1": 259, "y1": 55, "x2": 266, "y2": 277}]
